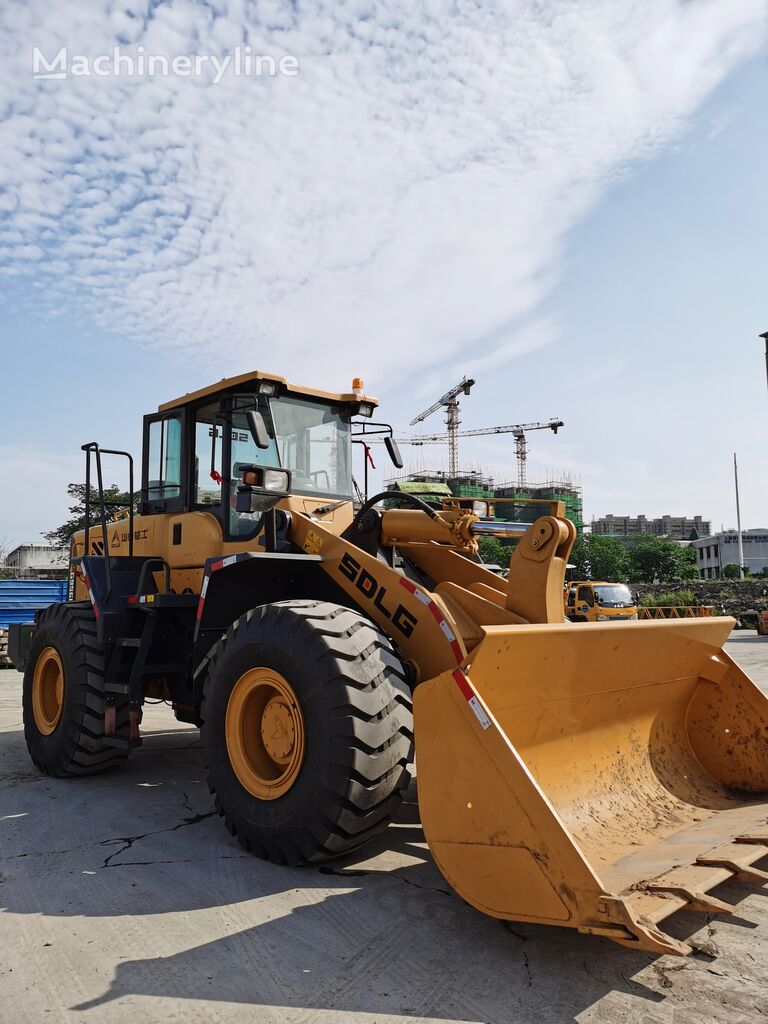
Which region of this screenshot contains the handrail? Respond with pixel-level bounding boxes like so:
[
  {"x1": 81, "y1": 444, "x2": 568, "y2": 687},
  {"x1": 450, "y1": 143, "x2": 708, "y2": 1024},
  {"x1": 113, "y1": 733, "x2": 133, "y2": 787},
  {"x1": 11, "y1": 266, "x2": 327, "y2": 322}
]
[{"x1": 81, "y1": 443, "x2": 135, "y2": 601}]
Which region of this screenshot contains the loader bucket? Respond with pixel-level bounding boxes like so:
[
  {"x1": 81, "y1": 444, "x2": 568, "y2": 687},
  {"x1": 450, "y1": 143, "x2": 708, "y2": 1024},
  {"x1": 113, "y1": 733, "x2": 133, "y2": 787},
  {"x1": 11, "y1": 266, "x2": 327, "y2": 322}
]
[{"x1": 414, "y1": 617, "x2": 768, "y2": 955}]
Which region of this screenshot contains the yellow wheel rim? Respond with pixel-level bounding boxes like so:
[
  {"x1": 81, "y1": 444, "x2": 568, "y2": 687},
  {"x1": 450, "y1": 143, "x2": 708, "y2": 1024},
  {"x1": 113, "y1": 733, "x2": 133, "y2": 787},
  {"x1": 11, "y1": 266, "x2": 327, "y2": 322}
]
[
  {"x1": 225, "y1": 667, "x2": 305, "y2": 800},
  {"x1": 32, "y1": 647, "x2": 65, "y2": 735}
]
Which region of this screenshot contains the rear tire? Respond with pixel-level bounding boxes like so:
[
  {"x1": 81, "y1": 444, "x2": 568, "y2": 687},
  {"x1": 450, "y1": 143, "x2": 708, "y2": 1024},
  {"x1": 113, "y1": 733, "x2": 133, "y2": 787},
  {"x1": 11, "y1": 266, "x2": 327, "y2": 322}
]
[
  {"x1": 23, "y1": 603, "x2": 130, "y2": 776},
  {"x1": 201, "y1": 600, "x2": 413, "y2": 864}
]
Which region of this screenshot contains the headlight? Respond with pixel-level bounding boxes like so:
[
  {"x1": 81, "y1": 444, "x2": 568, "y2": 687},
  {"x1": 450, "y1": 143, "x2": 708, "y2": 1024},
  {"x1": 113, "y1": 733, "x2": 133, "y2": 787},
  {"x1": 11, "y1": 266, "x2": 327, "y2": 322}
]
[
  {"x1": 597, "y1": 613, "x2": 610, "y2": 621},
  {"x1": 242, "y1": 467, "x2": 290, "y2": 492},
  {"x1": 264, "y1": 469, "x2": 289, "y2": 491},
  {"x1": 472, "y1": 500, "x2": 488, "y2": 517}
]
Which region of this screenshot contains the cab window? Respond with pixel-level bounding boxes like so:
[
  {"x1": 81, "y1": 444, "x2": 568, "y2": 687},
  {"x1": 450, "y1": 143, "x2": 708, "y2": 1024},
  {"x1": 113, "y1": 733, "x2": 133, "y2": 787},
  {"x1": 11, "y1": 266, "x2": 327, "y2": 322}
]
[
  {"x1": 269, "y1": 395, "x2": 352, "y2": 498},
  {"x1": 194, "y1": 402, "x2": 223, "y2": 507},
  {"x1": 227, "y1": 399, "x2": 283, "y2": 537},
  {"x1": 577, "y1": 585, "x2": 594, "y2": 607},
  {"x1": 146, "y1": 415, "x2": 182, "y2": 504}
]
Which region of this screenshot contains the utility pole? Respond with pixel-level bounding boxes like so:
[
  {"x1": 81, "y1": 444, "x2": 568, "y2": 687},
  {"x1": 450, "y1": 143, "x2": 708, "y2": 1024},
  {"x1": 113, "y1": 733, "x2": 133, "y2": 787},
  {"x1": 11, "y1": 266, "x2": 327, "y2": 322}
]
[
  {"x1": 734, "y1": 452, "x2": 745, "y2": 580},
  {"x1": 761, "y1": 331, "x2": 768, "y2": 396}
]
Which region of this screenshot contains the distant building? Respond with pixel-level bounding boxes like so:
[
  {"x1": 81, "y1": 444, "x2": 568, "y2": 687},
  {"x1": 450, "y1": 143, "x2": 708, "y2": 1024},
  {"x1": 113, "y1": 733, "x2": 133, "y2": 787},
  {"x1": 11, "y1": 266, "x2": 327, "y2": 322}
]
[
  {"x1": 386, "y1": 477, "x2": 453, "y2": 507},
  {"x1": 385, "y1": 470, "x2": 584, "y2": 531},
  {"x1": 493, "y1": 480, "x2": 584, "y2": 534},
  {"x1": 5, "y1": 543, "x2": 69, "y2": 570},
  {"x1": 591, "y1": 514, "x2": 710, "y2": 542},
  {"x1": 692, "y1": 530, "x2": 768, "y2": 578}
]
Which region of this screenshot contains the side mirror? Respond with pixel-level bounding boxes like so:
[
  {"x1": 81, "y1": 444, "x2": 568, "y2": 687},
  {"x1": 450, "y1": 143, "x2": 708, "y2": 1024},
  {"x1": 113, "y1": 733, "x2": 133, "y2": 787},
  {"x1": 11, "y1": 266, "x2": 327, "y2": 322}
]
[
  {"x1": 385, "y1": 436, "x2": 403, "y2": 469},
  {"x1": 246, "y1": 409, "x2": 271, "y2": 450}
]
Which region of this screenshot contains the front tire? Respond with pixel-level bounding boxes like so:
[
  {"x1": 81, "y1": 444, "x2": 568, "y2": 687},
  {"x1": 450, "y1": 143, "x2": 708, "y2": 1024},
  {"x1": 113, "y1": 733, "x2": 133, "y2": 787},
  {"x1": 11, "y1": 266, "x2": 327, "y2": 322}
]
[
  {"x1": 23, "y1": 603, "x2": 130, "y2": 776},
  {"x1": 201, "y1": 600, "x2": 413, "y2": 864}
]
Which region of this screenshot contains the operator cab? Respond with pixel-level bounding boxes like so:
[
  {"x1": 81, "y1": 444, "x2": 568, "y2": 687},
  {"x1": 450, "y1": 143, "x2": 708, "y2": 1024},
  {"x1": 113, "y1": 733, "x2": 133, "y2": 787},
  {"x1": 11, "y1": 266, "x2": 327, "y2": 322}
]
[{"x1": 141, "y1": 371, "x2": 376, "y2": 542}]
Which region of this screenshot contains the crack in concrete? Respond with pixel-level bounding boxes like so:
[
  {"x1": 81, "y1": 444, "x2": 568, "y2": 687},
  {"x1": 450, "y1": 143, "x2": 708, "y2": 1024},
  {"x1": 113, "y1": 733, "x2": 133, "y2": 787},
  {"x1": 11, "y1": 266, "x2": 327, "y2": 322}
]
[
  {"x1": 104, "y1": 858, "x2": 196, "y2": 868},
  {"x1": 389, "y1": 872, "x2": 451, "y2": 897},
  {"x1": 317, "y1": 866, "x2": 372, "y2": 879},
  {"x1": 651, "y1": 962, "x2": 690, "y2": 990},
  {"x1": 317, "y1": 865, "x2": 451, "y2": 897},
  {"x1": 99, "y1": 811, "x2": 217, "y2": 868},
  {"x1": 502, "y1": 922, "x2": 529, "y2": 942},
  {"x1": 522, "y1": 950, "x2": 533, "y2": 987}
]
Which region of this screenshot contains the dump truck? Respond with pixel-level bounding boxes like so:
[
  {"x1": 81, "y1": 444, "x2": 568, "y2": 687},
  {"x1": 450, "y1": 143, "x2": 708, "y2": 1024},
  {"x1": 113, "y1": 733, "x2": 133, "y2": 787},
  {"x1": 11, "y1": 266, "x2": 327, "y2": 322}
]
[
  {"x1": 565, "y1": 581, "x2": 638, "y2": 622},
  {"x1": 11, "y1": 370, "x2": 768, "y2": 957}
]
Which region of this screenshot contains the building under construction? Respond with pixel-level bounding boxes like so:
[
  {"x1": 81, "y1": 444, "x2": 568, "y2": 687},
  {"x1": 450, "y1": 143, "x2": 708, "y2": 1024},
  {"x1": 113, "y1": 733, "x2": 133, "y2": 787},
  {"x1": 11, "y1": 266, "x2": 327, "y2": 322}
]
[{"x1": 385, "y1": 469, "x2": 584, "y2": 533}]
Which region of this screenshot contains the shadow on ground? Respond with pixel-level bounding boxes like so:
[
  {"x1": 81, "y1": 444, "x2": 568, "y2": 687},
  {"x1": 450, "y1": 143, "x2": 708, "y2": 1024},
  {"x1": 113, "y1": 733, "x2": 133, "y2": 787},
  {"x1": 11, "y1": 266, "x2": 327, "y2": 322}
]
[{"x1": 1, "y1": 708, "x2": 765, "y2": 1022}]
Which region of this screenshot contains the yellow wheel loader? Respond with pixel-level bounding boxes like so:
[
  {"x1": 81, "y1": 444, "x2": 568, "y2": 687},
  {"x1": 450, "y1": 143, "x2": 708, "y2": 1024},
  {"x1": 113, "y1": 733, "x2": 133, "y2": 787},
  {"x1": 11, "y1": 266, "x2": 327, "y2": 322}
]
[{"x1": 11, "y1": 370, "x2": 768, "y2": 956}]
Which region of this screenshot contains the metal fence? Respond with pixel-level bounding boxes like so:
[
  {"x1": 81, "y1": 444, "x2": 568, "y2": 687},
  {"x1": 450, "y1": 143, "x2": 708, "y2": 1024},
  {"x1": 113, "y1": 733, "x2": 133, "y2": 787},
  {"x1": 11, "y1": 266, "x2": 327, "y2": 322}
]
[{"x1": 638, "y1": 605, "x2": 716, "y2": 620}]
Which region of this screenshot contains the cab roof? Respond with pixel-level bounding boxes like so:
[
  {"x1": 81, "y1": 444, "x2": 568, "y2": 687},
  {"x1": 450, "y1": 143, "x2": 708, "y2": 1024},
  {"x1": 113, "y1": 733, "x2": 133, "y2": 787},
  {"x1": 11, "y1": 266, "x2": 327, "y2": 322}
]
[
  {"x1": 572, "y1": 581, "x2": 631, "y2": 587},
  {"x1": 158, "y1": 370, "x2": 379, "y2": 413}
]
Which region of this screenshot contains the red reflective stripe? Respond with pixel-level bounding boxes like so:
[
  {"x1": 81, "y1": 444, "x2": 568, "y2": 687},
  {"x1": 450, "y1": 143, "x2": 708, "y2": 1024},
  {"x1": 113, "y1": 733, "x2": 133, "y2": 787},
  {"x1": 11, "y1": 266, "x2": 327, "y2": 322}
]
[
  {"x1": 452, "y1": 669, "x2": 473, "y2": 701},
  {"x1": 427, "y1": 602, "x2": 443, "y2": 623},
  {"x1": 399, "y1": 577, "x2": 463, "y2": 662},
  {"x1": 196, "y1": 597, "x2": 205, "y2": 621},
  {"x1": 210, "y1": 560, "x2": 224, "y2": 573}
]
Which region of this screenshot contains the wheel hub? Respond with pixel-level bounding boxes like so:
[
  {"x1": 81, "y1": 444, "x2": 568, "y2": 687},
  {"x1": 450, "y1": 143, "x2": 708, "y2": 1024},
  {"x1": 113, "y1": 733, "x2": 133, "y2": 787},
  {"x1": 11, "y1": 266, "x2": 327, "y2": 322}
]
[
  {"x1": 32, "y1": 646, "x2": 65, "y2": 735},
  {"x1": 225, "y1": 667, "x2": 305, "y2": 800},
  {"x1": 261, "y1": 698, "x2": 295, "y2": 763}
]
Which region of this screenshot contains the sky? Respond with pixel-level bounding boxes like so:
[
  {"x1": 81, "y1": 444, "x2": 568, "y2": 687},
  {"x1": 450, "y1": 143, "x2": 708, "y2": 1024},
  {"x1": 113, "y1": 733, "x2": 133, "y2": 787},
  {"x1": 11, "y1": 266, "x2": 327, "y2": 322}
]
[{"x1": 0, "y1": 0, "x2": 766, "y2": 549}]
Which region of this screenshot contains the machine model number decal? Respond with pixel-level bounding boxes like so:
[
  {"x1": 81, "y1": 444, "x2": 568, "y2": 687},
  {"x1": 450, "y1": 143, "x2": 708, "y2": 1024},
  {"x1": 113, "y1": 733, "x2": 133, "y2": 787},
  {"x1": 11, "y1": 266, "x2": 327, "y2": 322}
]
[{"x1": 338, "y1": 553, "x2": 417, "y2": 638}]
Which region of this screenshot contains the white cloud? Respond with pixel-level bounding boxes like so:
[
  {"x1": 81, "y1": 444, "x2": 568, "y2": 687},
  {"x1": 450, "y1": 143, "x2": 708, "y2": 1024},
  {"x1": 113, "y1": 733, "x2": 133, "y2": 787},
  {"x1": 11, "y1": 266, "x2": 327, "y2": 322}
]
[{"x1": 0, "y1": 0, "x2": 764, "y2": 391}]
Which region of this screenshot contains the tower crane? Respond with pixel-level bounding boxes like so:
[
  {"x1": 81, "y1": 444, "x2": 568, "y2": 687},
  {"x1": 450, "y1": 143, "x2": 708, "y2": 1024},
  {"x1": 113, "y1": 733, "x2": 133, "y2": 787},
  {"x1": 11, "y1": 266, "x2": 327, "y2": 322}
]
[
  {"x1": 390, "y1": 418, "x2": 564, "y2": 488},
  {"x1": 409, "y1": 376, "x2": 475, "y2": 478}
]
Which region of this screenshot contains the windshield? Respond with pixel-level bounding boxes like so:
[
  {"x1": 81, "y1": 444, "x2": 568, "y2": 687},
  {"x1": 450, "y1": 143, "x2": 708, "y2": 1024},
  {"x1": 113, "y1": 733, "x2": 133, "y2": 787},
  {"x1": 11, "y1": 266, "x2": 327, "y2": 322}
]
[
  {"x1": 231, "y1": 394, "x2": 352, "y2": 498},
  {"x1": 593, "y1": 585, "x2": 634, "y2": 607}
]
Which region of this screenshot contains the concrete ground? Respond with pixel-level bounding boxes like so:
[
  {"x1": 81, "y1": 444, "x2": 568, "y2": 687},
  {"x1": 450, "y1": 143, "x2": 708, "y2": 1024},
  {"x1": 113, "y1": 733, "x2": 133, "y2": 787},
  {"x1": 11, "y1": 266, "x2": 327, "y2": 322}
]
[{"x1": 2, "y1": 634, "x2": 768, "y2": 1023}]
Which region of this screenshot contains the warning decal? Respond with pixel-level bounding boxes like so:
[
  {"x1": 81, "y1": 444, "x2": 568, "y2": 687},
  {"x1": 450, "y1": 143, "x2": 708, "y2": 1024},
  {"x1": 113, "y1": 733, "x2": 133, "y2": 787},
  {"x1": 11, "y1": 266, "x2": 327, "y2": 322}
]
[{"x1": 303, "y1": 530, "x2": 323, "y2": 555}]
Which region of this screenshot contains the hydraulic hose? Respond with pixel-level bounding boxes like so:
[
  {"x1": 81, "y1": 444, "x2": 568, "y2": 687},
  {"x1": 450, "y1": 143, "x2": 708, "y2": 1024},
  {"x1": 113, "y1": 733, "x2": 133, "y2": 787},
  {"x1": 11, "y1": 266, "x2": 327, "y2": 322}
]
[{"x1": 350, "y1": 490, "x2": 440, "y2": 533}]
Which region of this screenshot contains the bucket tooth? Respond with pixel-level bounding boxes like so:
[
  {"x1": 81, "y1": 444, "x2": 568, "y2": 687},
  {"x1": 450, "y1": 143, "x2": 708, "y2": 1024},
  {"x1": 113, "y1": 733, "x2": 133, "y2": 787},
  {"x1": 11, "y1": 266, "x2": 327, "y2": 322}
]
[
  {"x1": 642, "y1": 864, "x2": 736, "y2": 914},
  {"x1": 697, "y1": 842, "x2": 768, "y2": 884},
  {"x1": 645, "y1": 886, "x2": 735, "y2": 915},
  {"x1": 734, "y1": 827, "x2": 768, "y2": 845},
  {"x1": 605, "y1": 894, "x2": 693, "y2": 956},
  {"x1": 626, "y1": 890, "x2": 688, "y2": 925}
]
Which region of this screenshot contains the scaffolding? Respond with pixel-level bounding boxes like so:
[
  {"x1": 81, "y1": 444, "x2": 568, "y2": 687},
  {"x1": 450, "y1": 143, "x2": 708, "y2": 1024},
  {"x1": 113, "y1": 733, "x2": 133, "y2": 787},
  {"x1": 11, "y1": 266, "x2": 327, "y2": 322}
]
[
  {"x1": 494, "y1": 479, "x2": 584, "y2": 533},
  {"x1": 384, "y1": 468, "x2": 584, "y2": 532}
]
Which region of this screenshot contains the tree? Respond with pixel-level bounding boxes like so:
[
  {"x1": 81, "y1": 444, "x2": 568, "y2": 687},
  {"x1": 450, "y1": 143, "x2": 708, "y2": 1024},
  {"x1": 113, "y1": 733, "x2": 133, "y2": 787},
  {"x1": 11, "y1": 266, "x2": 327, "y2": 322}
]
[
  {"x1": 721, "y1": 563, "x2": 742, "y2": 580},
  {"x1": 571, "y1": 534, "x2": 630, "y2": 582},
  {"x1": 477, "y1": 536, "x2": 512, "y2": 568},
  {"x1": 626, "y1": 534, "x2": 698, "y2": 584},
  {"x1": 44, "y1": 483, "x2": 139, "y2": 546},
  {"x1": 677, "y1": 544, "x2": 699, "y2": 580}
]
